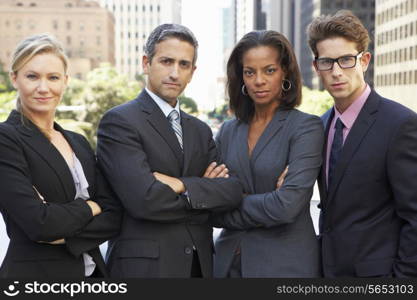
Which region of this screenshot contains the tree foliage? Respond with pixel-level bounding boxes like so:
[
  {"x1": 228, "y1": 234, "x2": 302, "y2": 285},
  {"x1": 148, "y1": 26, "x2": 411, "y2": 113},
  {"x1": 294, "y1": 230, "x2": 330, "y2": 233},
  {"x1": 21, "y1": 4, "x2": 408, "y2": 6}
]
[
  {"x1": 298, "y1": 86, "x2": 333, "y2": 116},
  {"x1": 179, "y1": 95, "x2": 198, "y2": 114},
  {"x1": 55, "y1": 63, "x2": 142, "y2": 147},
  {"x1": 0, "y1": 91, "x2": 17, "y2": 122},
  {"x1": 0, "y1": 63, "x2": 13, "y2": 93}
]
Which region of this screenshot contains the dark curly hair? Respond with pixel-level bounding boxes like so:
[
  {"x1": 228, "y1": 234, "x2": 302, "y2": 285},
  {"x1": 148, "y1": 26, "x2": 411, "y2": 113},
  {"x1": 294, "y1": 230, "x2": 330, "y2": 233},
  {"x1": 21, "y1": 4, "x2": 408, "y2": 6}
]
[{"x1": 227, "y1": 30, "x2": 302, "y2": 123}]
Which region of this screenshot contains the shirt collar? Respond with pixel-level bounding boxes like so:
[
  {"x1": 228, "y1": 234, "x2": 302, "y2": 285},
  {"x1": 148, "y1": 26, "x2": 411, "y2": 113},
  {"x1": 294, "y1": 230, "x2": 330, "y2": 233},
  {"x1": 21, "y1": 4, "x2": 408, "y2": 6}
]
[
  {"x1": 145, "y1": 87, "x2": 180, "y2": 119},
  {"x1": 333, "y1": 84, "x2": 370, "y2": 130}
]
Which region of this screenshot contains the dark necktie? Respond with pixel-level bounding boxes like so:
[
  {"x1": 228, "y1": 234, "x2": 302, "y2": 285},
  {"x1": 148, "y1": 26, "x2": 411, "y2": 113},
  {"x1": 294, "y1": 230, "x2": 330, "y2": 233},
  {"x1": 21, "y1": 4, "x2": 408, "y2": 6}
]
[
  {"x1": 168, "y1": 110, "x2": 183, "y2": 149},
  {"x1": 328, "y1": 118, "x2": 344, "y2": 188}
]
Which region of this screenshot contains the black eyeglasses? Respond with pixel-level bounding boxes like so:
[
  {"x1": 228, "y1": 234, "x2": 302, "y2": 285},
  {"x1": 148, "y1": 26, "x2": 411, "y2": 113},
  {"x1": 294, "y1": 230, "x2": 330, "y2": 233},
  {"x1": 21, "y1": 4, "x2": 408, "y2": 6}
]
[{"x1": 314, "y1": 52, "x2": 363, "y2": 71}]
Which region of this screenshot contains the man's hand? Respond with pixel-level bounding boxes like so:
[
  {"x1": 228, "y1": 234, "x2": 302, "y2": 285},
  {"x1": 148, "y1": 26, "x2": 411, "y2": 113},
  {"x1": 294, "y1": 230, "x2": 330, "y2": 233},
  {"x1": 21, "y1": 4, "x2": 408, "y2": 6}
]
[
  {"x1": 153, "y1": 172, "x2": 185, "y2": 194},
  {"x1": 86, "y1": 200, "x2": 102, "y2": 217},
  {"x1": 276, "y1": 166, "x2": 289, "y2": 190},
  {"x1": 203, "y1": 162, "x2": 229, "y2": 178}
]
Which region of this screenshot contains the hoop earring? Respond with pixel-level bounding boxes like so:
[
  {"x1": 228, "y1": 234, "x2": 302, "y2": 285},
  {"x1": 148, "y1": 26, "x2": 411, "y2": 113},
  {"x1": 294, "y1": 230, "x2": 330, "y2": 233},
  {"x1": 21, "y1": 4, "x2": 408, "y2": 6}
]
[
  {"x1": 282, "y1": 79, "x2": 292, "y2": 92},
  {"x1": 241, "y1": 84, "x2": 248, "y2": 96}
]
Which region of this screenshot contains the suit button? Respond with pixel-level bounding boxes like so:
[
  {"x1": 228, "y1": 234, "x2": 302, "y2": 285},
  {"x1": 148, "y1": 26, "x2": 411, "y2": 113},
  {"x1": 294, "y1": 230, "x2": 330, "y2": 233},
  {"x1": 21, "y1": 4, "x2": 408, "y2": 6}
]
[{"x1": 184, "y1": 247, "x2": 192, "y2": 255}]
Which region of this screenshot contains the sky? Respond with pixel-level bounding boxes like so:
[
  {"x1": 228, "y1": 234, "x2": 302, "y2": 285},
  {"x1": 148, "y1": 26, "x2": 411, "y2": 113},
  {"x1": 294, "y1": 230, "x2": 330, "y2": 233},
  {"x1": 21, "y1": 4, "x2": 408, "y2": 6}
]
[{"x1": 181, "y1": 0, "x2": 231, "y2": 111}]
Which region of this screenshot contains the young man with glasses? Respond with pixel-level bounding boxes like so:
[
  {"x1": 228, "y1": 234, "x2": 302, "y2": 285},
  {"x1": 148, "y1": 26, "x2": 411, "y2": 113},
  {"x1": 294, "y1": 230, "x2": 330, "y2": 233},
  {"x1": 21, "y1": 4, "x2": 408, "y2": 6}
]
[{"x1": 307, "y1": 10, "x2": 417, "y2": 277}]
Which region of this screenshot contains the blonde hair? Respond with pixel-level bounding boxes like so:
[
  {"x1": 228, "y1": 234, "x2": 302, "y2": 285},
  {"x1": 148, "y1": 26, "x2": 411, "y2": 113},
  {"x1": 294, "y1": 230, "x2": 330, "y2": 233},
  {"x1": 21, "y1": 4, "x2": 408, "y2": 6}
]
[{"x1": 11, "y1": 33, "x2": 69, "y2": 113}]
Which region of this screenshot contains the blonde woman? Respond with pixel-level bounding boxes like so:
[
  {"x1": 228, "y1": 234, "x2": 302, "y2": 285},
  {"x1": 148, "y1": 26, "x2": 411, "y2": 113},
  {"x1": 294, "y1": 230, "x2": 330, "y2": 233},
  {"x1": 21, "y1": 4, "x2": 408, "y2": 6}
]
[{"x1": 0, "y1": 34, "x2": 121, "y2": 278}]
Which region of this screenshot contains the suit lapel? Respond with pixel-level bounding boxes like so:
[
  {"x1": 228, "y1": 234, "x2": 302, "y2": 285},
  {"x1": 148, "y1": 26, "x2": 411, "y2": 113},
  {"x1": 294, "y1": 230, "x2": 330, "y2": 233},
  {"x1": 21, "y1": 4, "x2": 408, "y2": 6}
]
[
  {"x1": 9, "y1": 111, "x2": 76, "y2": 203},
  {"x1": 250, "y1": 109, "x2": 289, "y2": 163},
  {"x1": 236, "y1": 121, "x2": 255, "y2": 194},
  {"x1": 139, "y1": 90, "x2": 184, "y2": 169},
  {"x1": 326, "y1": 92, "x2": 380, "y2": 204},
  {"x1": 181, "y1": 112, "x2": 196, "y2": 176},
  {"x1": 319, "y1": 109, "x2": 334, "y2": 206}
]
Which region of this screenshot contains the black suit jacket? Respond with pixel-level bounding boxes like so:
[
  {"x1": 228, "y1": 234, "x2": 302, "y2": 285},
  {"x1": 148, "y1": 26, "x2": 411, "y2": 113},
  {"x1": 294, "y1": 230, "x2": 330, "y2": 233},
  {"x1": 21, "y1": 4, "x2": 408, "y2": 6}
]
[
  {"x1": 0, "y1": 110, "x2": 122, "y2": 278},
  {"x1": 318, "y1": 90, "x2": 417, "y2": 277},
  {"x1": 97, "y1": 90, "x2": 242, "y2": 278}
]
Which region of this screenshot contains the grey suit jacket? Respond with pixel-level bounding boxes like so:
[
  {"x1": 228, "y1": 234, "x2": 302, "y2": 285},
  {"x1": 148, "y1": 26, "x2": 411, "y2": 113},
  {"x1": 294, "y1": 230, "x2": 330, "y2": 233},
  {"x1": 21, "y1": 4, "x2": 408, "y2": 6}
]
[{"x1": 211, "y1": 108, "x2": 324, "y2": 277}]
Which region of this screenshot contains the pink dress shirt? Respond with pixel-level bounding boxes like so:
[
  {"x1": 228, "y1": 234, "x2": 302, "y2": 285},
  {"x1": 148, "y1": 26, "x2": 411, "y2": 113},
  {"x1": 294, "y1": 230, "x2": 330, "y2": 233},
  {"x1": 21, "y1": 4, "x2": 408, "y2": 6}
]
[{"x1": 326, "y1": 85, "x2": 371, "y2": 185}]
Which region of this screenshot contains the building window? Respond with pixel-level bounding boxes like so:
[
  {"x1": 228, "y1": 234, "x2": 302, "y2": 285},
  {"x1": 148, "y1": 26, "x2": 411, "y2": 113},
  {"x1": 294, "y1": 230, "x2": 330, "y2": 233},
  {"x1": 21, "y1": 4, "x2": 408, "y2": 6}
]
[
  {"x1": 65, "y1": 3, "x2": 73, "y2": 8},
  {"x1": 143, "y1": 5, "x2": 145, "y2": 12},
  {"x1": 28, "y1": 20, "x2": 35, "y2": 30},
  {"x1": 66, "y1": 36, "x2": 71, "y2": 45},
  {"x1": 96, "y1": 36, "x2": 101, "y2": 45},
  {"x1": 80, "y1": 22, "x2": 84, "y2": 31},
  {"x1": 66, "y1": 21, "x2": 71, "y2": 30},
  {"x1": 52, "y1": 20, "x2": 58, "y2": 30},
  {"x1": 16, "y1": 2, "x2": 23, "y2": 6},
  {"x1": 30, "y1": 2, "x2": 36, "y2": 6}
]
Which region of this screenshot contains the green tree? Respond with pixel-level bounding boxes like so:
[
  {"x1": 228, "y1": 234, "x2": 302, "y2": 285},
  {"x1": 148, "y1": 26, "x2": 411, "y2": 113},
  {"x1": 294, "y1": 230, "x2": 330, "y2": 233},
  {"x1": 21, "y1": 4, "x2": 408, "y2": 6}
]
[
  {"x1": 0, "y1": 91, "x2": 16, "y2": 122},
  {"x1": 179, "y1": 95, "x2": 198, "y2": 114},
  {"x1": 208, "y1": 102, "x2": 231, "y2": 122},
  {"x1": 298, "y1": 86, "x2": 333, "y2": 116},
  {"x1": 0, "y1": 63, "x2": 13, "y2": 93},
  {"x1": 57, "y1": 63, "x2": 141, "y2": 147}
]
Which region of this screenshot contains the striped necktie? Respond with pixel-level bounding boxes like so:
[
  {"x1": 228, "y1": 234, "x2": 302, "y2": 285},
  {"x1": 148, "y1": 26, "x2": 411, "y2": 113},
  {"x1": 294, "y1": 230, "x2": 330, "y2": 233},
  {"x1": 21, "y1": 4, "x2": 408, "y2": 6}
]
[{"x1": 168, "y1": 110, "x2": 183, "y2": 149}]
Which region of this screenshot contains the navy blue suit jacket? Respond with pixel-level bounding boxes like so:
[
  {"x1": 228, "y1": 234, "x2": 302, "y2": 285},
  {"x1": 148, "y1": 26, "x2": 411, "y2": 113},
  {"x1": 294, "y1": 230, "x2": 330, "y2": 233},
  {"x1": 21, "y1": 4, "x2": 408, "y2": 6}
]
[{"x1": 318, "y1": 90, "x2": 417, "y2": 277}]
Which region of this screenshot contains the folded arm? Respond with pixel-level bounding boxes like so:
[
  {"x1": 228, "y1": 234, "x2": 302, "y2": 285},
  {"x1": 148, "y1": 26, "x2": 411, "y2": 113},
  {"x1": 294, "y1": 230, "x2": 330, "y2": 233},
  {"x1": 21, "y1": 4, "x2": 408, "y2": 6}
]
[
  {"x1": 211, "y1": 116, "x2": 324, "y2": 230},
  {"x1": 0, "y1": 126, "x2": 94, "y2": 242}
]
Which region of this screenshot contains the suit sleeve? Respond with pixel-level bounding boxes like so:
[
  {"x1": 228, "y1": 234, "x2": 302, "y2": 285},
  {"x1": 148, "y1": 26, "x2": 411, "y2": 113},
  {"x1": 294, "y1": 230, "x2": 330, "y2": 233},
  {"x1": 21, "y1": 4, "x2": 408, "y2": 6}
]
[
  {"x1": 211, "y1": 115, "x2": 324, "y2": 229},
  {"x1": 388, "y1": 114, "x2": 417, "y2": 277},
  {"x1": 97, "y1": 109, "x2": 225, "y2": 223},
  {"x1": 0, "y1": 125, "x2": 93, "y2": 242},
  {"x1": 66, "y1": 159, "x2": 123, "y2": 257},
  {"x1": 180, "y1": 124, "x2": 243, "y2": 213}
]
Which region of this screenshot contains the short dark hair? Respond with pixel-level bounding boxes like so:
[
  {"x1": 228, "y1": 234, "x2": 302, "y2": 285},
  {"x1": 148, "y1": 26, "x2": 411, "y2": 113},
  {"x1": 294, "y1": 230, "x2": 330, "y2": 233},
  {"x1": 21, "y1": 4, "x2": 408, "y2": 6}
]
[
  {"x1": 307, "y1": 10, "x2": 370, "y2": 58},
  {"x1": 145, "y1": 23, "x2": 198, "y2": 65},
  {"x1": 227, "y1": 30, "x2": 302, "y2": 123}
]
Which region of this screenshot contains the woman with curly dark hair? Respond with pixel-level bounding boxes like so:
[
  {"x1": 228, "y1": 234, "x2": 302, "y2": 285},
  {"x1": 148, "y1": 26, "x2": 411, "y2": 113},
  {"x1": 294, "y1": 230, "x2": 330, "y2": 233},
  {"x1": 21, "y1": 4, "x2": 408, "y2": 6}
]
[{"x1": 211, "y1": 30, "x2": 324, "y2": 277}]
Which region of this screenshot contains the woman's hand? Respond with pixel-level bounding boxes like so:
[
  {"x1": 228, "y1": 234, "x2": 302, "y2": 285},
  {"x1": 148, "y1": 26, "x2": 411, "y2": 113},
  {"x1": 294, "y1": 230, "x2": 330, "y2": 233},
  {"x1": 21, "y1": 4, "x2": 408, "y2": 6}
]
[
  {"x1": 203, "y1": 162, "x2": 229, "y2": 178},
  {"x1": 276, "y1": 166, "x2": 289, "y2": 190},
  {"x1": 37, "y1": 238, "x2": 66, "y2": 245}
]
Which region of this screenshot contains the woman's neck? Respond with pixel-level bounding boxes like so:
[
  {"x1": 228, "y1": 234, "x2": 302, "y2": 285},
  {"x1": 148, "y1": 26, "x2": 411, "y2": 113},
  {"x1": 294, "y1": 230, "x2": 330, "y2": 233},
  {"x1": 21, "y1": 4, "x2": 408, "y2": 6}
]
[{"x1": 252, "y1": 101, "x2": 279, "y2": 123}]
